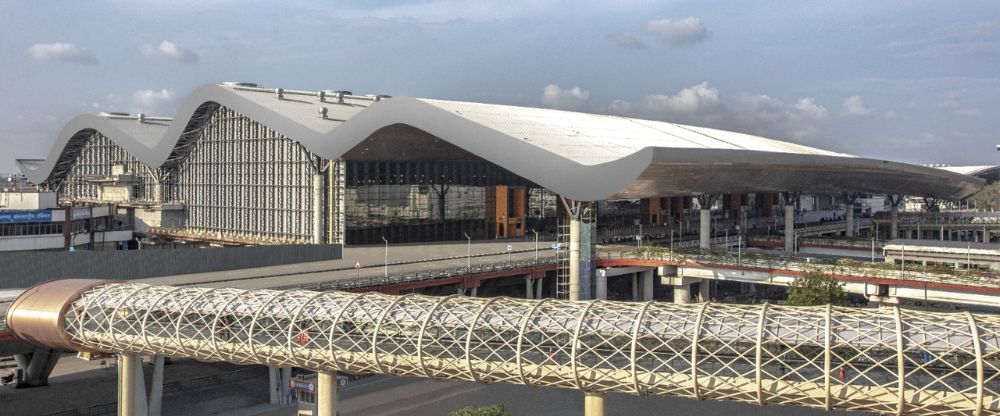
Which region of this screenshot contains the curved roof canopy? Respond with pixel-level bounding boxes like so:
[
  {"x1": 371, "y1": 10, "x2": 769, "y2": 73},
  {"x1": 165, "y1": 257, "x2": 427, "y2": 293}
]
[
  {"x1": 937, "y1": 165, "x2": 1000, "y2": 184},
  {"x1": 18, "y1": 84, "x2": 984, "y2": 201}
]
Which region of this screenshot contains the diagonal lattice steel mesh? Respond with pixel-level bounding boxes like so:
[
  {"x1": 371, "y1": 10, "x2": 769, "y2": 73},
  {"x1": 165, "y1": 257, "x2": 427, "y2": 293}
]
[{"x1": 63, "y1": 283, "x2": 1000, "y2": 415}]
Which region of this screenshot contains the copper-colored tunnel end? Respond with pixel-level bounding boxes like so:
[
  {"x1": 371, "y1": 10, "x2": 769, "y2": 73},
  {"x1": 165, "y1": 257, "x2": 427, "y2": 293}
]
[{"x1": 5, "y1": 279, "x2": 111, "y2": 352}]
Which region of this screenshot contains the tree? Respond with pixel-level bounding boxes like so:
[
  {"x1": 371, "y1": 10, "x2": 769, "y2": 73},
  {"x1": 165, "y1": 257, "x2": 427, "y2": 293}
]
[
  {"x1": 449, "y1": 405, "x2": 511, "y2": 416},
  {"x1": 785, "y1": 270, "x2": 849, "y2": 306},
  {"x1": 967, "y1": 182, "x2": 1000, "y2": 211}
]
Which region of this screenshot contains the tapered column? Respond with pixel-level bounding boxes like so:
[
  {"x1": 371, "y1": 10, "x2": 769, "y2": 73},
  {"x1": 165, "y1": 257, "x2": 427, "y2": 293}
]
[
  {"x1": 584, "y1": 392, "x2": 605, "y2": 416},
  {"x1": 317, "y1": 371, "x2": 338, "y2": 416},
  {"x1": 699, "y1": 279, "x2": 711, "y2": 302}
]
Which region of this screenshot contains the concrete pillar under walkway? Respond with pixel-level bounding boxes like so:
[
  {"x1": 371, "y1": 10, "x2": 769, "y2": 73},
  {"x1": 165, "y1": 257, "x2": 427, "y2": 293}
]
[
  {"x1": 674, "y1": 283, "x2": 691, "y2": 304},
  {"x1": 596, "y1": 273, "x2": 608, "y2": 300},
  {"x1": 699, "y1": 279, "x2": 711, "y2": 302},
  {"x1": 317, "y1": 371, "x2": 338, "y2": 416},
  {"x1": 584, "y1": 391, "x2": 605, "y2": 416},
  {"x1": 641, "y1": 269, "x2": 654, "y2": 301}
]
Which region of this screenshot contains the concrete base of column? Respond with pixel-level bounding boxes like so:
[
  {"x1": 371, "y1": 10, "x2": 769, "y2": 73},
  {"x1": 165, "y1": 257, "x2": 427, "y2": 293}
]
[
  {"x1": 699, "y1": 279, "x2": 711, "y2": 303},
  {"x1": 584, "y1": 392, "x2": 605, "y2": 416}
]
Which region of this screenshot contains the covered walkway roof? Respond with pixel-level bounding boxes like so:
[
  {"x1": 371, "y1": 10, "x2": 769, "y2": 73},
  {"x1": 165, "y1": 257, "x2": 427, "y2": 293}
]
[{"x1": 17, "y1": 83, "x2": 983, "y2": 201}]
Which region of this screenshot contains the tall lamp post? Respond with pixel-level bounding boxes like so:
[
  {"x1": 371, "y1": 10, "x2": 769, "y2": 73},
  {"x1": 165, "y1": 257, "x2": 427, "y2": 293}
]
[{"x1": 381, "y1": 236, "x2": 388, "y2": 278}]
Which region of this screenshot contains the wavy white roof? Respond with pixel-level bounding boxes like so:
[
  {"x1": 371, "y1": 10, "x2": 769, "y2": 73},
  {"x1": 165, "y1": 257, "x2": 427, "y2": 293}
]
[{"x1": 17, "y1": 84, "x2": 984, "y2": 201}]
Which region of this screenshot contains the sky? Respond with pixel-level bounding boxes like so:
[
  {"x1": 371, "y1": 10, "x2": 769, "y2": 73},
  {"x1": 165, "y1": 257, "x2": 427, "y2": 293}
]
[{"x1": 0, "y1": 0, "x2": 998, "y2": 174}]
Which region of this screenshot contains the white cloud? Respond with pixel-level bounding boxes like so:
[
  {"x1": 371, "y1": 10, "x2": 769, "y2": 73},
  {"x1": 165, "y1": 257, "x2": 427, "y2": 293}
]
[
  {"x1": 607, "y1": 99, "x2": 634, "y2": 115},
  {"x1": 541, "y1": 84, "x2": 590, "y2": 110},
  {"x1": 642, "y1": 82, "x2": 720, "y2": 114},
  {"x1": 139, "y1": 41, "x2": 199, "y2": 64},
  {"x1": 606, "y1": 32, "x2": 647, "y2": 50},
  {"x1": 26, "y1": 43, "x2": 98, "y2": 64},
  {"x1": 841, "y1": 95, "x2": 873, "y2": 117},
  {"x1": 132, "y1": 89, "x2": 175, "y2": 114},
  {"x1": 609, "y1": 82, "x2": 828, "y2": 140},
  {"x1": 644, "y1": 17, "x2": 709, "y2": 47}
]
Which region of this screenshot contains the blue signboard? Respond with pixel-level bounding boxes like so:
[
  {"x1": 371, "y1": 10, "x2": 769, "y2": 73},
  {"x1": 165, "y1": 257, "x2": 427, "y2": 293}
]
[
  {"x1": 71, "y1": 207, "x2": 91, "y2": 221},
  {"x1": 0, "y1": 210, "x2": 52, "y2": 224}
]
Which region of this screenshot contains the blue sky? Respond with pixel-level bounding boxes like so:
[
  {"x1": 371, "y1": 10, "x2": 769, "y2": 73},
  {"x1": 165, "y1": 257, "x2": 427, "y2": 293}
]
[{"x1": 1, "y1": 0, "x2": 998, "y2": 173}]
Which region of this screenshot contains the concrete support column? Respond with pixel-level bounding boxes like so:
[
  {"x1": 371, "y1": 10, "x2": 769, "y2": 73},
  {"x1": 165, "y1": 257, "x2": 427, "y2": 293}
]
[
  {"x1": 631, "y1": 273, "x2": 639, "y2": 301},
  {"x1": 317, "y1": 371, "x2": 338, "y2": 416},
  {"x1": 535, "y1": 277, "x2": 544, "y2": 299},
  {"x1": 699, "y1": 279, "x2": 711, "y2": 302},
  {"x1": 940, "y1": 226, "x2": 945, "y2": 241},
  {"x1": 469, "y1": 287, "x2": 478, "y2": 297},
  {"x1": 117, "y1": 354, "x2": 147, "y2": 416},
  {"x1": 584, "y1": 392, "x2": 606, "y2": 416},
  {"x1": 596, "y1": 272, "x2": 608, "y2": 300},
  {"x1": 525, "y1": 276, "x2": 534, "y2": 299},
  {"x1": 269, "y1": 367, "x2": 281, "y2": 404},
  {"x1": 641, "y1": 269, "x2": 654, "y2": 301},
  {"x1": 845, "y1": 205, "x2": 855, "y2": 237},
  {"x1": 699, "y1": 209, "x2": 711, "y2": 250},
  {"x1": 673, "y1": 283, "x2": 691, "y2": 304},
  {"x1": 784, "y1": 204, "x2": 795, "y2": 252},
  {"x1": 569, "y1": 218, "x2": 582, "y2": 301},
  {"x1": 148, "y1": 355, "x2": 164, "y2": 416},
  {"x1": 280, "y1": 367, "x2": 292, "y2": 405}
]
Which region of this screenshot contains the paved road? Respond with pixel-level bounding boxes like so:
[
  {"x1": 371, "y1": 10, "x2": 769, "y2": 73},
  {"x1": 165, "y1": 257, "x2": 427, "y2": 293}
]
[{"x1": 248, "y1": 375, "x2": 868, "y2": 416}]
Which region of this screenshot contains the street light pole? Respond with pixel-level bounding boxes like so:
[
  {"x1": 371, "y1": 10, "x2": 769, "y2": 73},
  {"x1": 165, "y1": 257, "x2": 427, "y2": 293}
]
[
  {"x1": 381, "y1": 236, "x2": 388, "y2": 278},
  {"x1": 464, "y1": 233, "x2": 471, "y2": 274}
]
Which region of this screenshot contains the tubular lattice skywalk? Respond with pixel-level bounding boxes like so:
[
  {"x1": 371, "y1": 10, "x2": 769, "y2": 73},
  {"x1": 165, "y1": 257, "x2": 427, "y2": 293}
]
[{"x1": 65, "y1": 282, "x2": 1000, "y2": 415}]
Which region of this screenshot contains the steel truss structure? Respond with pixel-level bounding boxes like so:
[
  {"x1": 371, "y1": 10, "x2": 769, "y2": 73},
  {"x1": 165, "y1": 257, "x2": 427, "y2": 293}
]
[
  {"x1": 55, "y1": 282, "x2": 1000, "y2": 415},
  {"x1": 61, "y1": 131, "x2": 160, "y2": 203},
  {"x1": 167, "y1": 106, "x2": 326, "y2": 243}
]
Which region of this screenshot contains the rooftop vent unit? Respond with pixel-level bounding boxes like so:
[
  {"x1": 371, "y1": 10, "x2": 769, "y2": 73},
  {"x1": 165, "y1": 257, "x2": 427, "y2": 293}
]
[
  {"x1": 275, "y1": 88, "x2": 284, "y2": 100},
  {"x1": 323, "y1": 90, "x2": 352, "y2": 104},
  {"x1": 318, "y1": 91, "x2": 327, "y2": 102},
  {"x1": 318, "y1": 107, "x2": 328, "y2": 120},
  {"x1": 222, "y1": 82, "x2": 259, "y2": 88},
  {"x1": 137, "y1": 113, "x2": 145, "y2": 124}
]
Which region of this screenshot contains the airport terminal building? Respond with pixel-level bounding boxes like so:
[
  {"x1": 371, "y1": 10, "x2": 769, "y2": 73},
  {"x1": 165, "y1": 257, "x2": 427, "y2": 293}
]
[{"x1": 14, "y1": 83, "x2": 982, "y2": 247}]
